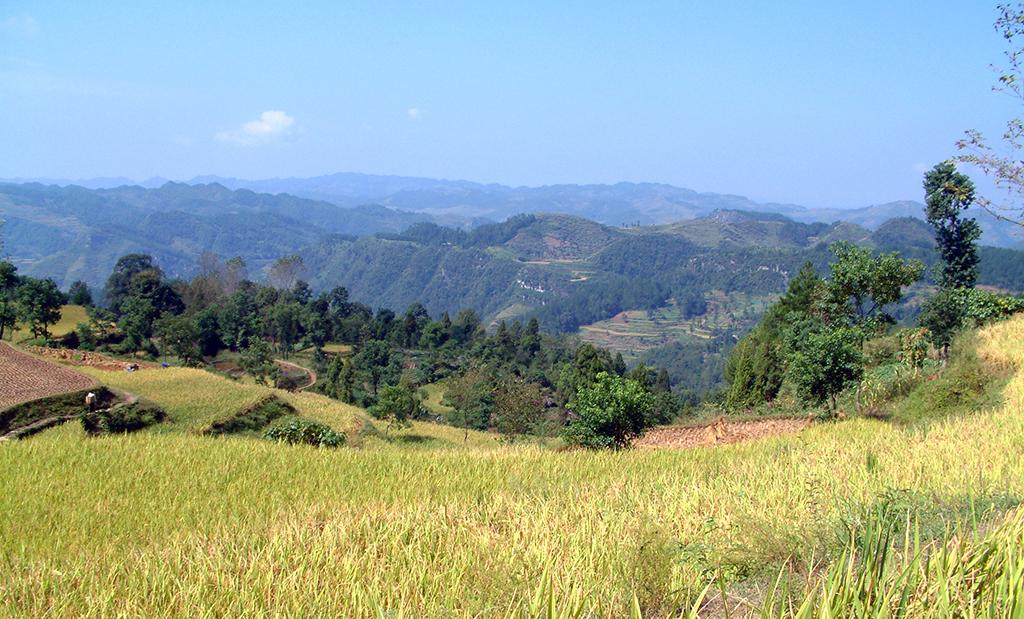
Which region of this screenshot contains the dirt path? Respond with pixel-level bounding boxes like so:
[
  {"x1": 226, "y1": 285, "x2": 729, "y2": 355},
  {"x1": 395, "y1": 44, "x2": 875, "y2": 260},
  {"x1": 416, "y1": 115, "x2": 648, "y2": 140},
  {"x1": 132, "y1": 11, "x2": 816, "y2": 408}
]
[
  {"x1": 274, "y1": 359, "x2": 317, "y2": 391},
  {"x1": 635, "y1": 417, "x2": 812, "y2": 449}
]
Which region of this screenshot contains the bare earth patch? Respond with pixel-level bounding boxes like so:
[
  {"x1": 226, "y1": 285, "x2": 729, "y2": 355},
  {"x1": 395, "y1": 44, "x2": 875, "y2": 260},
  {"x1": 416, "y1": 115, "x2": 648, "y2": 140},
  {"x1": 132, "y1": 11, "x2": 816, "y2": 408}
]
[
  {"x1": 25, "y1": 346, "x2": 157, "y2": 372},
  {"x1": 0, "y1": 343, "x2": 97, "y2": 410},
  {"x1": 635, "y1": 417, "x2": 811, "y2": 449}
]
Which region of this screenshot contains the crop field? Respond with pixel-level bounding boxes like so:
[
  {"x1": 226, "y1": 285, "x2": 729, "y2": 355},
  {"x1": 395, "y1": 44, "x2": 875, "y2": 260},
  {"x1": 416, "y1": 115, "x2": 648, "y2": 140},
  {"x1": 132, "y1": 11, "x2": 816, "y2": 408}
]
[
  {"x1": 579, "y1": 291, "x2": 777, "y2": 358},
  {"x1": 0, "y1": 315, "x2": 1021, "y2": 615},
  {"x1": 0, "y1": 343, "x2": 96, "y2": 410}
]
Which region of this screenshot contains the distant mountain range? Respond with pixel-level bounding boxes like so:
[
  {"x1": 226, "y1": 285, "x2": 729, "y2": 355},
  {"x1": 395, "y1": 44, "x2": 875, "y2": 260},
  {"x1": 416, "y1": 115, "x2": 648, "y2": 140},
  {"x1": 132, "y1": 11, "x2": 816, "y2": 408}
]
[{"x1": 7, "y1": 172, "x2": 1021, "y2": 249}]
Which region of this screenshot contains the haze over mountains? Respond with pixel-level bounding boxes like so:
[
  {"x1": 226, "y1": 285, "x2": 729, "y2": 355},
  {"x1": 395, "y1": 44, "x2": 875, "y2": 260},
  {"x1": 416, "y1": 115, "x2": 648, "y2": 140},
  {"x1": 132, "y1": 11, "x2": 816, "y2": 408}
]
[{"x1": 5, "y1": 172, "x2": 1022, "y2": 249}]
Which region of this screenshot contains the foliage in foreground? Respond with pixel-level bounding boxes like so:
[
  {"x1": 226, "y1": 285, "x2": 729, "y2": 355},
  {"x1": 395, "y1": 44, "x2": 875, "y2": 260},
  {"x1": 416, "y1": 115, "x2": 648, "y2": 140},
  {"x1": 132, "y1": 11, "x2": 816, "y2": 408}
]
[{"x1": 263, "y1": 416, "x2": 346, "y2": 447}]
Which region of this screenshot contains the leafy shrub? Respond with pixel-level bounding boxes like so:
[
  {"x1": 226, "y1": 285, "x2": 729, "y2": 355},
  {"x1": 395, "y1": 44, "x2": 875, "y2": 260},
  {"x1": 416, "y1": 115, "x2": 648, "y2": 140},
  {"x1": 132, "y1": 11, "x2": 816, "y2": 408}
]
[
  {"x1": 263, "y1": 417, "x2": 345, "y2": 447},
  {"x1": 921, "y1": 287, "x2": 1024, "y2": 352},
  {"x1": 275, "y1": 373, "x2": 305, "y2": 392},
  {"x1": 862, "y1": 334, "x2": 901, "y2": 367},
  {"x1": 82, "y1": 400, "x2": 166, "y2": 435},
  {"x1": 563, "y1": 372, "x2": 654, "y2": 449},
  {"x1": 204, "y1": 395, "x2": 295, "y2": 435}
]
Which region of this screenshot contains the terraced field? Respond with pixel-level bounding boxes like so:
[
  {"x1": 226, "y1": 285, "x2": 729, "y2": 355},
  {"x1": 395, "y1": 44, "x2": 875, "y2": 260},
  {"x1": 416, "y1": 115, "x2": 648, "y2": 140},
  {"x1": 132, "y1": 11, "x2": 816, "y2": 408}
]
[
  {"x1": 579, "y1": 291, "x2": 776, "y2": 358},
  {"x1": 0, "y1": 343, "x2": 96, "y2": 410}
]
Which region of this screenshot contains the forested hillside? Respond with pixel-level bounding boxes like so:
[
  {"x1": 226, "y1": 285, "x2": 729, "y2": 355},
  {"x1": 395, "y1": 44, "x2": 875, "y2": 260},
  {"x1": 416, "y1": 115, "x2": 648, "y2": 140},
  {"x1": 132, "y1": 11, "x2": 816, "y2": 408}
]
[
  {"x1": 305, "y1": 209, "x2": 1024, "y2": 394},
  {"x1": 0, "y1": 182, "x2": 430, "y2": 288},
  {"x1": 5, "y1": 180, "x2": 1024, "y2": 394}
]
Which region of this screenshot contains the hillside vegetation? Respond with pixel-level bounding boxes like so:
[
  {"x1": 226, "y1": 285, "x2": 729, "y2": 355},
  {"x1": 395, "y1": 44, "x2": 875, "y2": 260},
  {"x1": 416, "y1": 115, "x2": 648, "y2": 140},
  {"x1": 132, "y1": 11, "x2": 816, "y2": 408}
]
[{"x1": 3, "y1": 316, "x2": 1023, "y2": 616}]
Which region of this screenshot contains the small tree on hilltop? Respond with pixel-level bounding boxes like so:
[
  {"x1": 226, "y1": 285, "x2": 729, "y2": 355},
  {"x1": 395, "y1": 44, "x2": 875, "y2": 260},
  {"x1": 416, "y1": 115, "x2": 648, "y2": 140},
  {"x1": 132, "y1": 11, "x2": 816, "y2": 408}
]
[{"x1": 563, "y1": 371, "x2": 654, "y2": 449}]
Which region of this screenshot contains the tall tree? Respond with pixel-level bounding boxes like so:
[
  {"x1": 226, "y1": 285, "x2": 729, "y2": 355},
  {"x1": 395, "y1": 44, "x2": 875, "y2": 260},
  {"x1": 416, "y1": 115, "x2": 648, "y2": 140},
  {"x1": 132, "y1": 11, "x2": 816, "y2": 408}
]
[
  {"x1": 104, "y1": 254, "x2": 159, "y2": 312},
  {"x1": 923, "y1": 161, "x2": 981, "y2": 288}
]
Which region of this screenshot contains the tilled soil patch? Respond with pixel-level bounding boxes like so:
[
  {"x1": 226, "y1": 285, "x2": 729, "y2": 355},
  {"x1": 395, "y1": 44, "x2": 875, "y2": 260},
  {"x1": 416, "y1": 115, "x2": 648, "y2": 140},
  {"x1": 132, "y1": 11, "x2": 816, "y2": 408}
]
[
  {"x1": 635, "y1": 417, "x2": 812, "y2": 449},
  {"x1": 0, "y1": 343, "x2": 98, "y2": 410}
]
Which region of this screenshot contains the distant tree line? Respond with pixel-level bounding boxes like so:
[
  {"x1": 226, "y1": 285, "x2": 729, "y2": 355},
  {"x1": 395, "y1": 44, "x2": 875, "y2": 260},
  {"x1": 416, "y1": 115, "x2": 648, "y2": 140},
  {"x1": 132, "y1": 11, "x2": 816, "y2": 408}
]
[{"x1": 3, "y1": 234, "x2": 686, "y2": 447}]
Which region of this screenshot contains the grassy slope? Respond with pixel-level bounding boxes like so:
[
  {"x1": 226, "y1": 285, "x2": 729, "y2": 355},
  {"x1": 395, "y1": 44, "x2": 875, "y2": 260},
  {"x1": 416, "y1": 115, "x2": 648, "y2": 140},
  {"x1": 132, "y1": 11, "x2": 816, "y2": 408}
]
[
  {"x1": 2, "y1": 316, "x2": 1024, "y2": 615},
  {"x1": 5, "y1": 304, "x2": 88, "y2": 342},
  {"x1": 71, "y1": 365, "x2": 493, "y2": 448}
]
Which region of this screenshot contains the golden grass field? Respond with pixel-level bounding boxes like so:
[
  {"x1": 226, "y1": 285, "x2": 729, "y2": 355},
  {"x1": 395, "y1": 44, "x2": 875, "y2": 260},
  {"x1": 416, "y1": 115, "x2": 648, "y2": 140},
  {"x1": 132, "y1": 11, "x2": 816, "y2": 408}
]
[
  {"x1": 1, "y1": 316, "x2": 1024, "y2": 616},
  {"x1": 4, "y1": 304, "x2": 88, "y2": 343}
]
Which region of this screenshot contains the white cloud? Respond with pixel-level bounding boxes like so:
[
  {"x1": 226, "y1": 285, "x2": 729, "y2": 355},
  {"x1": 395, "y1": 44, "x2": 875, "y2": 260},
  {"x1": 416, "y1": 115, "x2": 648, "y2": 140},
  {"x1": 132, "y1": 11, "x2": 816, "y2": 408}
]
[
  {"x1": 407, "y1": 107, "x2": 421, "y2": 119},
  {"x1": 216, "y1": 110, "x2": 295, "y2": 144},
  {"x1": 1, "y1": 14, "x2": 39, "y2": 36}
]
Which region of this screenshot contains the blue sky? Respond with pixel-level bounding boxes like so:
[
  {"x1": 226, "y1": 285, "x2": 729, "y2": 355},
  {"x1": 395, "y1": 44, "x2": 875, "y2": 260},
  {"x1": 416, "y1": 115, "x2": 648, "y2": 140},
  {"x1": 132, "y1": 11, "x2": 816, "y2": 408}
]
[{"x1": 0, "y1": 1, "x2": 1016, "y2": 207}]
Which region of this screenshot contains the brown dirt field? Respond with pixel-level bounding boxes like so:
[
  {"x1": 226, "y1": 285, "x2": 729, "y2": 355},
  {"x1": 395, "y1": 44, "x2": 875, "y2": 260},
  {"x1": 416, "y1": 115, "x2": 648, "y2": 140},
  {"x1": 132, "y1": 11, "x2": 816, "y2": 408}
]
[
  {"x1": 0, "y1": 343, "x2": 98, "y2": 410},
  {"x1": 25, "y1": 346, "x2": 158, "y2": 372},
  {"x1": 635, "y1": 417, "x2": 811, "y2": 449}
]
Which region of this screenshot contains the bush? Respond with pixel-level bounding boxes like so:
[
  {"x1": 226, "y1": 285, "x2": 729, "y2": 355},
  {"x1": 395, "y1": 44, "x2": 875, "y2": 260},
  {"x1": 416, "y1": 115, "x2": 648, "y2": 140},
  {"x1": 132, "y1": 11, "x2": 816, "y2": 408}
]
[
  {"x1": 563, "y1": 372, "x2": 654, "y2": 449},
  {"x1": 263, "y1": 417, "x2": 346, "y2": 447},
  {"x1": 82, "y1": 400, "x2": 166, "y2": 435},
  {"x1": 275, "y1": 373, "x2": 305, "y2": 392},
  {"x1": 204, "y1": 395, "x2": 295, "y2": 435}
]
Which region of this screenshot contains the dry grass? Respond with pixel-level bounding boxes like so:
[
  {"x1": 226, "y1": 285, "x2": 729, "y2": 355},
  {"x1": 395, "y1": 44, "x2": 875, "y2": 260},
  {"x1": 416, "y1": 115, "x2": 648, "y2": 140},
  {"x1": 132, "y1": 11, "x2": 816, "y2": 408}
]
[{"x1": 2, "y1": 316, "x2": 1024, "y2": 616}]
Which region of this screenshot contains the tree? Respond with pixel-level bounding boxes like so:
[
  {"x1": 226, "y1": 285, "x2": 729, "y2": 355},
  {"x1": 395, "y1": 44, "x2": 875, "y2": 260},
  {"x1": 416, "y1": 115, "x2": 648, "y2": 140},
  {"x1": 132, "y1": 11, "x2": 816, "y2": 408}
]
[
  {"x1": 0, "y1": 260, "x2": 19, "y2": 340},
  {"x1": 104, "y1": 254, "x2": 159, "y2": 311},
  {"x1": 787, "y1": 326, "x2": 864, "y2": 416},
  {"x1": 918, "y1": 288, "x2": 964, "y2": 357},
  {"x1": 193, "y1": 307, "x2": 224, "y2": 356},
  {"x1": 224, "y1": 256, "x2": 247, "y2": 295},
  {"x1": 67, "y1": 280, "x2": 93, "y2": 306},
  {"x1": 491, "y1": 376, "x2": 546, "y2": 441},
  {"x1": 351, "y1": 339, "x2": 392, "y2": 396},
  {"x1": 240, "y1": 339, "x2": 278, "y2": 385},
  {"x1": 563, "y1": 372, "x2": 654, "y2": 449},
  {"x1": 723, "y1": 262, "x2": 822, "y2": 410},
  {"x1": 370, "y1": 382, "x2": 419, "y2": 431},
  {"x1": 443, "y1": 367, "x2": 495, "y2": 439},
  {"x1": 924, "y1": 161, "x2": 981, "y2": 288},
  {"x1": 16, "y1": 278, "x2": 64, "y2": 339},
  {"x1": 268, "y1": 302, "x2": 304, "y2": 358},
  {"x1": 823, "y1": 242, "x2": 923, "y2": 329},
  {"x1": 956, "y1": 4, "x2": 1024, "y2": 227},
  {"x1": 267, "y1": 255, "x2": 305, "y2": 290},
  {"x1": 154, "y1": 313, "x2": 203, "y2": 366},
  {"x1": 117, "y1": 296, "x2": 157, "y2": 350}
]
